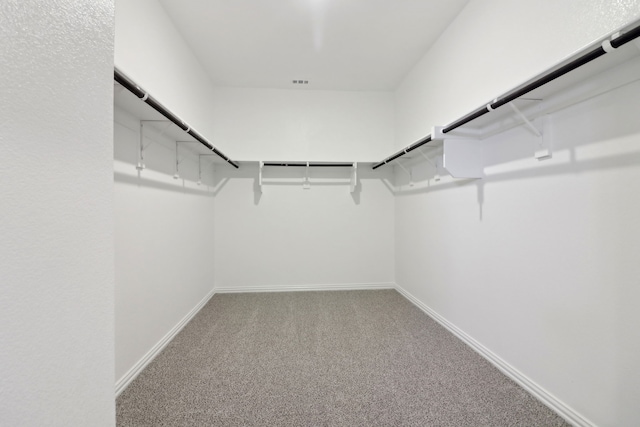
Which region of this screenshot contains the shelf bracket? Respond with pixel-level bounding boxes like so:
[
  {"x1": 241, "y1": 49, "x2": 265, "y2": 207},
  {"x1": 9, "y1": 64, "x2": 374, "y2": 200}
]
[
  {"x1": 198, "y1": 154, "x2": 216, "y2": 186},
  {"x1": 395, "y1": 161, "x2": 414, "y2": 187},
  {"x1": 536, "y1": 115, "x2": 552, "y2": 159},
  {"x1": 258, "y1": 161, "x2": 263, "y2": 194},
  {"x1": 137, "y1": 120, "x2": 171, "y2": 171},
  {"x1": 508, "y1": 102, "x2": 541, "y2": 137},
  {"x1": 173, "y1": 141, "x2": 181, "y2": 179},
  {"x1": 137, "y1": 122, "x2": 146, "y2": 171},
  {"x1": 350, "y1": 163, "x2": 358, "y2": 193},
  {"x1": 140, "y1": 120, "x2": 171, "y2": 149},
  {"x1": 173, "y1": 141, "x2": 201, "y2": 180},
  {"x1": 416, "y1": 147, "x2": 441, "y2": 182},
  {"x1": 303, "y1": 162, "x2": 311, "y2": 189},
  {"x1": 508, "y1": 103, "x2": 552, "y2": 159}
]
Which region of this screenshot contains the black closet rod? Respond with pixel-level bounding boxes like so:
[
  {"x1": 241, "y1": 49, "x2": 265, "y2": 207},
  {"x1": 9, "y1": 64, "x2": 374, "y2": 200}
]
[
  {"x1": 114, "y1": 68, "x2": 240, "y2": 169},
  {"x1": 372, "y1": 135, "x2": 432, "y2": 170},
  {"x1": 263, "y1": 162, "x2": 354, "y2": 167},
  {"x1": 372, "y1": 22, "x2": 640, "y2": 170}
]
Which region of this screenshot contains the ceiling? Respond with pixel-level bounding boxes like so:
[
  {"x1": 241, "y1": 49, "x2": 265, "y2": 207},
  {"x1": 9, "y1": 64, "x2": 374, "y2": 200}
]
[{"x1": 158, "y1": 0, "x2": 469, "y2": 91}]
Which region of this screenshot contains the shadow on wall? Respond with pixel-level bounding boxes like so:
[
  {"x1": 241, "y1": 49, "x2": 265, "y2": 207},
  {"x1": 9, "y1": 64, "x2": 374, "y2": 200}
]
[
  {"x1": 390, "y1": 78, "x2": 640, "y2": 221},
  {"x1": 113, "y1": 104, "x2": 394, "y2": 202},
  {"x1": 114, "y1": 106, "x2": 235, "y2": 196},
  {"x1": 215, "y1": 163, "x2": 392, "y2": 206},
  {"x1": 113, "y1": 171, "x2": 229, "y2": 198}
]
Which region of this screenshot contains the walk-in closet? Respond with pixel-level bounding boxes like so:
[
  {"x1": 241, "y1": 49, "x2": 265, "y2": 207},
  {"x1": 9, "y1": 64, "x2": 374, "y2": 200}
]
[{"x1": 3, "y1": 1, "x2": 640, "y2": 426}]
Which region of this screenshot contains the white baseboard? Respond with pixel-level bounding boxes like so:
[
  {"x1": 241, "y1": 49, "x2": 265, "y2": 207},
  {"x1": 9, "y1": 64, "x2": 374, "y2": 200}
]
[
  {"x1": 214, "y1": 282, "x2": 395, "y2": 293},
  {"x1": 115, "y1": 288, "x2": 216, "y2": 397},
  {"x1": 394, "y1": 283, "x2": 593, "y2": 427},
  {"x1": 116, "y1": 283, "x2": 588, "y2": 425}
]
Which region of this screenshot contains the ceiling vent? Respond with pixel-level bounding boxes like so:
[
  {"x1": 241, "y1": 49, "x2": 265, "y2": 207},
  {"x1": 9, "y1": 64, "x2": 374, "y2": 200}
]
[{"x1": 292, "y1": 80, "x2": 309, "y2": 84}]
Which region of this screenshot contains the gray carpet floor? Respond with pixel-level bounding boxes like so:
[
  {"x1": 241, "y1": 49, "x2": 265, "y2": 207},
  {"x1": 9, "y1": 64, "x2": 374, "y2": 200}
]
[{"x1": 117, "y1": 290, "x2": 570, "y2": 426}]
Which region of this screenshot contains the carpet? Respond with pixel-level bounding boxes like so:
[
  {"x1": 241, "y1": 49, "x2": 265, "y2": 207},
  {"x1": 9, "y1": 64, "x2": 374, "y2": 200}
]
[{"x1": 117, "y1": 290, "x2": 569, "y2": 426}]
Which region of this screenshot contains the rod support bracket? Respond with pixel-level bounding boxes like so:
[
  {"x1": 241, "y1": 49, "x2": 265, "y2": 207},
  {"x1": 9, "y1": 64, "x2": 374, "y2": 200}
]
[
  {"x1": 603, "y1": 32, "x2": 620, "y2": 53},
  {"x1": 508, "y1": 102, "x2": 542, "y2": 137},
  {"x1": 433, "y1": 124, "x2": 478, "y2": 143},
  {"x1": 535, "y1": 115, "x2": 553, "y2": 160},
  {"x1": 431, "y1": 126, "x2": 446, "y2": 141},
  {"x1": 350, "y1": 163, "x2": 358, "y2": 193},
  {"x1": 395, "y1": 161, "x2": 414, "y2": 187},
  {"x1": 507, "y1": 103, "x2": 552, "y2": 159},
  {"x1": 197, "y1": 154, "x2": 216, "y2": 185},
  {"x1": 416, "y1": 147, "x2": 442, "y2": 182},
  {"x1": 303, "y1": 162, "x2": 311, "y2": 189},
  {"x1": 137, "y1": 122, "x2": 146, "y2": 171}
]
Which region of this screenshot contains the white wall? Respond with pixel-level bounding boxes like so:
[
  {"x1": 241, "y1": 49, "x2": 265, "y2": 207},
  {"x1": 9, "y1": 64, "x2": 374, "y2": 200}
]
[
  {"x1": 116, "y1": 0, "x2": 397, "y2": 298},
  {"x1": 214, "y1": 165, "x2": 395, "y2": 291},
  {"x1": 115, "y1": 0, "x2": 218, "y2": 143},
  {"x1": 0, "y1": 1, "x2": 115, "y2": 426},
  {"x1": 209, "y1": 87, "x2": 397, "y2": 286},
  {"x1": 114, "y1": 0, "x2": 221, "y2": 390},
  {"x1": 393, "y1": 1, "x2": 640, "y2": 426},
  {"x1": 116, "y1": 0, "x2": 395, "y2": 163},
  {"x1": 209, "y1": 88, "x2": 394, "y2": 162},
  {"x1": 395, "y1": 0, "x2": 640, "y2": 149},
  {"x1": 113, "y1": 107, "x2": 217, "y2": 385}
]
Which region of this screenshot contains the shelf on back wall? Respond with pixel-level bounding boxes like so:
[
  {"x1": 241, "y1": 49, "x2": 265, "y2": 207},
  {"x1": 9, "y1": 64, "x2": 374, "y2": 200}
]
[
  {"x1": 114, "y1": 19, "x2": 640, "y2": 179},
  {"x1": 114, "y1": 83, "x2": 378, "y2": 172}
]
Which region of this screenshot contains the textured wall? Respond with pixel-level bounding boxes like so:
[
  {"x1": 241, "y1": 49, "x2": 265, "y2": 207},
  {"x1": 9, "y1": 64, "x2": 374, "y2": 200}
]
[
  {"x1": 214, "y1": 165, "x2": 395, "y2": 291},
  {"x1": 114, "y1": 0, "x2": 395, "y2": 385},
  {"x1": 0, "y1": 1, "x2": 115, "y2": 426},
  {"x1": 113, "y1": 0, "x2": 220, "y2": 389},
  {"x1": 395, "y1": 0, "x2": 640, "y2": 149},
  {"x1": 393, "y1": 1, "x2": 640, "y2": 425},
  {"x1": 208, "y1": 87, "x2": 394, "y2": 162},
  {"x1": 115, "y1": 0, "x2": 395, "y2": 163},
  {"x1": 115, "y1": 0, "x2": 217, "y2": 144},
  {"x1": 113, "y1": 107, "x2": 216, "y2": 385}
]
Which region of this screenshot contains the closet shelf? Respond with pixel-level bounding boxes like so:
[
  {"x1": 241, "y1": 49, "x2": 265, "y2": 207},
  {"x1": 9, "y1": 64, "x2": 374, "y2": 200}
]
[
  {"x1": 373, "y1": 19, "x2": 640, "y2": 169},
  {"x1": 262, "y1": 162, "x2": 353, "y2": 168},
  {"x1": 114, "y1": 68, "x2": 239, "y2": 168},
  {"x1": 115, "y1": 19, "x2": 640, "y2": 174}
]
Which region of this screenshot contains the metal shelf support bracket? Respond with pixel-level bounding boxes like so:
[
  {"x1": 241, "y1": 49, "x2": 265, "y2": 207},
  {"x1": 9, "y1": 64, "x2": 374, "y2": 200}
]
[{"x1": 350, "y1": 163, "x2": 358, "y2": 193}]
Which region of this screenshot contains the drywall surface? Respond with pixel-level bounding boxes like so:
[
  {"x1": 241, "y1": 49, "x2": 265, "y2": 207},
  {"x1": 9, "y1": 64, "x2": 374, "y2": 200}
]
[
  {"x1": 396, "y1": 78, "x2": 640, "y2": 426},
  {"x1": 395, "y1": 0, "x2": 640, "y2": 149},
  {"x1": 114, "y1": 0, "x2": 220, "y2": 388},
  {"x1": 393, "y1": 1, "x2": 640, "y2": 425},
  {"x1": 115, "y1": 0, "x2": 395, "y2": 163},
  {"x1": 214, "y1": 165, "x2": 395, "y2": 291},
  {"x1": 115, "y1": 0, "x2": 218, "y2": 143},
  {"x1": 115, "y1": 0, "x2": 397, "y2": 294},
  {"x1": 114, "y1": 0, "x2": 395, "y2": 383},
  {"x1": 208, "y1": 87, "x2": 394, "y2": 162},
  {"x1": 113, "y1": 107, "x2": 216, "y2": 383},
  {"x1": 0, "y1": 1, "x2": 115, "y2": 426}
]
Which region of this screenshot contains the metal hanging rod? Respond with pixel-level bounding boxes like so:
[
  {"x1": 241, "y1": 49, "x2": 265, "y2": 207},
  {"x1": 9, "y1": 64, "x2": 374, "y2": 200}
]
[
  {"x1": 114, "y1": 68, "x2": 239, "y2": 169},
  {"x1": 372, "y1": 21, "x2": 640, "y2": 170},
  {"x1": 372, "y1": 135, "x2": 432, "y2": 170},
  {"x1": 263, "y1": 162, "x2": 354, "y2": 167}
]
